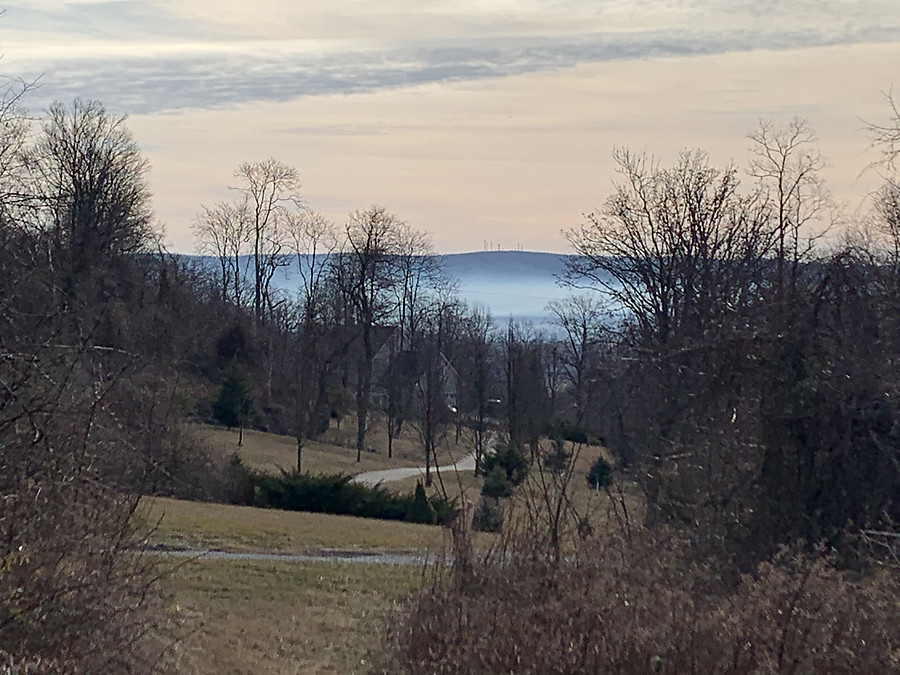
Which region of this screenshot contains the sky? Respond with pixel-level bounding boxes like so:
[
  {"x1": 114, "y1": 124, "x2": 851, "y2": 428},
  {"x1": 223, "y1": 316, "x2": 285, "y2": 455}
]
[{"x1": 1, "y1": 1, "x2": 898, "y2": 253}]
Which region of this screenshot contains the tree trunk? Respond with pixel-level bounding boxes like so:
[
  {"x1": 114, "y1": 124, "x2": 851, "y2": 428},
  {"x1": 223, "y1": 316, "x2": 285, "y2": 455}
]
[
  {"x1": 356, "y1": 323, "x2": 374, "y2": 462},
  {"x1": 356, "y1": 389, "x2": 366, "y2": 462}
]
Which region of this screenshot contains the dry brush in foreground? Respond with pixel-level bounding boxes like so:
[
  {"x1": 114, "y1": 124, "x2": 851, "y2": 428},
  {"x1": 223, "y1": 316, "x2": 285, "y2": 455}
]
[{"x1": 375, "y1": 502, "x2": 899, "y2": 674}]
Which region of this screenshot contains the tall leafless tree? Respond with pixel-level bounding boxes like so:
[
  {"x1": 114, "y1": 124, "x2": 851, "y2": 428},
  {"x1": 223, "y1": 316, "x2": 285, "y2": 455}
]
[
  {"x1": 0, "y1": 96, "x2": 171, "y2": 670},
  {"x1": 566, "y1": 148, "x2": 773, "y2": 347},
  {"x1": 504, "y1": 321, "x2": 549, "y2": 454},
  {"x1": 195, "y1": 159, "x2": 302, "y2": 324},
  {"x1": 547, "y1": 295, "x2": 609, "y2": 427},
  {"x1": 335, "y1": 206, "x2": 403, "y2": 461},
  {"x1": 411, "y1": 299, "x2": 459, "y2": 487},
  {"x1": 457, "y1": 305, "x2": 496, "y2": 474},
  {"x1": 35, "y1": 100, "x2": 156, "y2": 302},
  {"x1": 193, "y1": 200, "x2": 252, "y2": 307},
  {"x1": 285, "y1": 208, "x2": 341, "y2": 471},
  {"x1": 234, "y1": 158, "x2": 300, "y2": 324},
  {"x1": 748, "y1": 118, "x2": 831, "y2": 296},
  {"x1": 565, "y1": 148, "x2": 775, "y2": 548}
]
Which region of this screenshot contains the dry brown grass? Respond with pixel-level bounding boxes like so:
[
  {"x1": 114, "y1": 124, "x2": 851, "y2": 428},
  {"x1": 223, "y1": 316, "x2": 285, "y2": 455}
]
[
  {"x1": 390, "y1": 440, "x2": 617, "y2": 506},
  {"x1": 515, "y1": 441, "x2": 642, "y2": 530},
  {"x1": 142, "y1": 496, "x2": 449, "y2": 554},
  {"x1": 162, "y1": 558, "x2": 423, "y2": 674},
  {"x1": 145, "y1": 498, "x2": 444, "y2": 674},
  {"x1": 188, "y1": 420, "x2": 473, "y2": 482}
]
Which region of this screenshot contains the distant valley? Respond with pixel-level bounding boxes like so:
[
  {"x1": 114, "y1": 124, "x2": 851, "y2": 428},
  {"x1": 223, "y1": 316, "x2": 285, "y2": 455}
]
[{"x1": 187, "y1": 250, "x2": 597, "y2": 330}]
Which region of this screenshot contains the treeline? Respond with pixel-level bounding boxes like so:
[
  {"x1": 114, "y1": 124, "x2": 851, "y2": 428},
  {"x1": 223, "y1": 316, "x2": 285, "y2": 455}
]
[
  {"x1": 563, "y1": 130, "x2": 900, "y2": 567},
  {"x1": 184, "y1": 161, "x2": 612, "y2": 487}
]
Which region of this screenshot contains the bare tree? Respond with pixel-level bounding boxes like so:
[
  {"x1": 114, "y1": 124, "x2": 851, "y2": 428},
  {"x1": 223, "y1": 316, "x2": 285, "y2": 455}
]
[
  {"x1": 0, "y1": 81, "x2": 34, "y2": 222},
  {"x1": 867, "y1": 93, "x2": 900, "y2": 266},
  {"x1": 196, "y1": 159, "x2": 302, "y2": 321},
  {"x1": 564, "y1": 148, "x2": 775, "y2": 545},
  {"x1": 458, "y1": 305, "x2": 496, "y2": 474},
  {"x1": 335, "y1": 206, "x2": 402, "y2": 461},
  {"x1": 233, "y1": 158, "x2": 301, "y2": 324},
  {"x1": 411, "y1": 300, "x2": 459, "y2": 487},
  {"x1": 392, "y1": 222, "x2": 445, "y2": 350},
  {"x1": 193, "y1": 200, "x2": 252, "y2": 307},
  {"x1": 287, "y1": 208, "x2": 338, "y2": 318},
  {"x1": 748, "y1": 118, "x2": 831, "y2": 294},
  {"x1": 0, "y1": 97, "x2": 170, "y2": 669},
  {"x1": 383, "y1": 224, "x2": 447, "y2": 457},
  {"x1": 285, "y1": 208, "x2": 341, "y2": 472},
  {"x1": 866, "y1": 89, "x2": 900, "y2": 173},
  {"x1": 874, "y1": 181, "x2": 900, "y2": 265},
  {"x1": 547, "y1": 295, "x2": 609, "y2": 427},
  {"x1": 504, "y1": 320, "x2": 549, "y2": 454},
  {"x1": 566, "y1": 148, "x2": 772, "y2": 347},
  {"x1": 35, "y1": 100, "x2": 156, "y2": 298}
]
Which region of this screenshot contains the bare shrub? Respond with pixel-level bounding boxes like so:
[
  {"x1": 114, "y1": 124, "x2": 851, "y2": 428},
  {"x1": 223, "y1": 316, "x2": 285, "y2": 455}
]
[
  {"x1": 376, "y1": 524, "x2": 899, "y2": 674},
  {"x1": 113, "y1": 367, "x2": 222, "y2": 501},
  {"x1": 0, "y1": 342, "x2": 174, "y2": 672},
  {"x1": 375, "y1": 451, "x2": 899, "y2": 675}
]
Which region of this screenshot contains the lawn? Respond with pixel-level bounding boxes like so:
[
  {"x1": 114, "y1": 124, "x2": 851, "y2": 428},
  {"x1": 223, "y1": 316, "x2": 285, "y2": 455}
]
[
  {"x1": 142, "y1": 496, "x2": 450, "y2": 554},
  {"x1": 188, "y1": 422, "x2": 618, "y2": 515},
  {"x1": 144, "y1": 497, "x2": 451, "y2": 673},
  {"x1": 188, "y1": 420, "x2": 473, "y2": 479},
  {"x1": 161, "y1": 558, "x2": 423, "y2": 674}
]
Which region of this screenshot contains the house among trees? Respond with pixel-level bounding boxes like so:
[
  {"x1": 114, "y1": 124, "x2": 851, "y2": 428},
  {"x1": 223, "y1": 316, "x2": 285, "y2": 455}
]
[{"x1": 370, "y1": 326, "x2": 459, "y2": 416}]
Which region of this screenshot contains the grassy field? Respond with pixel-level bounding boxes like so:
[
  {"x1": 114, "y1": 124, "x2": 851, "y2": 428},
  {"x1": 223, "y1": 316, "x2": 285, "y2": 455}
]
[
  {"x1": 161, "y1": 558, "x2": 423, "y2": 674},
  {"x1": 152, "y1": 427, "x2": 627, "y2": 673},
  {"x1": 189, "y1": 422, "x2": 614, "y2": 507},
  {"x1": 189, "y1": 420, "x2": 470, "y2": 478},
  {"x1": 148, "y1": 476, "x2": 638, "y2": 674},
  {"x1": 145, "y1": 497, "x2": 449, "y2": 673},
  {"x1": 142, "y1": 496, "x2": 450, "y2": 554}
]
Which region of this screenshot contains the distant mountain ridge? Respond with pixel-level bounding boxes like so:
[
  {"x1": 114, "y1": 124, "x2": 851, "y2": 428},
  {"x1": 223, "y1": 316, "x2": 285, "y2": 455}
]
[{"x1": 439, "y1": 250, "x2": 571, "y2": 278}]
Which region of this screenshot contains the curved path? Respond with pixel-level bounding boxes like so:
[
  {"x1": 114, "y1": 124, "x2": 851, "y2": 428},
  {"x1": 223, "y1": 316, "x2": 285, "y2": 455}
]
[{"x1": 350, "y1": 452, "x2": 476, "y2": 486}]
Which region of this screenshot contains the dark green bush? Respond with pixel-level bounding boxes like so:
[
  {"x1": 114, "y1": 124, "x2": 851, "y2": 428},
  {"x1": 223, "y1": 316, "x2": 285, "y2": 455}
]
[
  {"x1": 586, "y1": 456, "x2": 612, "y2": 490},
  {"x1": 232, "y1": 470, "x2": 447, "y2": 525},
  {"x1": 545, "y1": 420, "x2": 592, "y2": 445},
  {"x1": 406, "y1": 482, "x2": 437, "y2": 524},
  {"x1": 431, "y1": 494, "x2": 460, "y2": 527},
  {"x1": 471, "y1": 497, "x2": 504, "y2": 533},
  {"x1": 481, "y1": 465, "x2": 514, "y2": 499},
  {"x1": 252, "y1": 472, "x2": 404, "y2": 520},
  {"x1": 222, "y1": 453, "x2": 255, "y2": 505},
  {"x1": 481, "y1": 443, "x2": 529, "y2": 487},
  {"x1": 211, "y1": 370, "x2": 253, "y2": 429}
]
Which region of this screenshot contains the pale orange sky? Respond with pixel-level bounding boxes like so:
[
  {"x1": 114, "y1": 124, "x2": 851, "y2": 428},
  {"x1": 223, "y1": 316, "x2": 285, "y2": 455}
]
[{"x1": 3, "y1": 1, "x2": 899, "y2": 253}]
